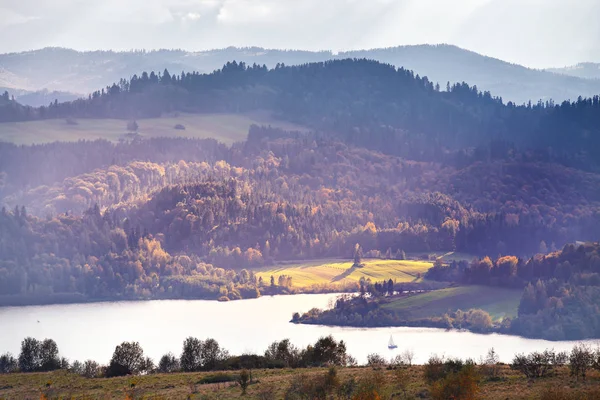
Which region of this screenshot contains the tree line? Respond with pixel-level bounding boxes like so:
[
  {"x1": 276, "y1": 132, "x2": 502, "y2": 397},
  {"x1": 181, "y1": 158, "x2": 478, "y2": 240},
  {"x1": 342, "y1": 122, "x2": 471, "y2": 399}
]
[
  {"x1": 426, "y1": 242, "x2": 600, "y2": 339},
  {"x1": 0, "y1": 335, "x2": 352, "y2": 377},
  {"x1": 4, "y1": 59, "x2": 600, "y2": 167},
  {"x1": 4, "y1": 336, "x2": 600, "y2": 399}
]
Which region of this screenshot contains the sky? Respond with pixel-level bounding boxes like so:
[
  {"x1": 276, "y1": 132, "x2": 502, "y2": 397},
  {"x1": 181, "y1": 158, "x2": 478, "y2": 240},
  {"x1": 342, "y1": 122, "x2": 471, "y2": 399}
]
[{"x1": 0, "y1": 0, "x2": 599, "y2": 68}]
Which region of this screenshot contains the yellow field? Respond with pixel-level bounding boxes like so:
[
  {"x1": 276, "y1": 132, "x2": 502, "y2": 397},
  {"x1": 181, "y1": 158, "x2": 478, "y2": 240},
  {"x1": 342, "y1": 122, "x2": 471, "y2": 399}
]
[
  {"x1": 256, "y1": 258, "x2": 432, "y2": 288},
  {"x1": 0, "y1": 111, "x2": 308, "y2": 145}
]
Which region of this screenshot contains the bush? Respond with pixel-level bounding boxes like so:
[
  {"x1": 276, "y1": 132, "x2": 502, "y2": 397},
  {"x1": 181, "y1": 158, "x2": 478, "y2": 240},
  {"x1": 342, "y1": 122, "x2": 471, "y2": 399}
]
[
  {"x1": 106, "y1": 341, "x2": 144, "y2": 377},
  {"x1": 395, "y1": 367, "x2": 410, "y2": 398},
  {"x1": 158, "y1": 352, "x2": 180, "y2": 373},
  {"x1": 70, "y1": 360, "x2": 84, "y2": 375},
  {"x1": 83, "y1": 360, "x2": 100, "y2": 378},
  {"x1": 284, "y1": 368, "x2": 340, "y2": 400},
  {"x1": 140, "y1": 356, "x2": 155, "y2": 374},
  {"x1": 569, "y1": 344, "x2": 594, "y2": 381},
  {"x1": 257, "y1": 383, "x2": 277, "y2": 400},
  {"x1": 127, "y1": 120, "x2": 138, "y2": 132},
  {"x1": 198, "y1": 372, "x2": 238, "y2": 384},
  {"x1": 424, "y1": 355, "x2": 445, "y2": 383},
  {"x1": 337, "y1": 377, "x2": 357, "y2": 400},
  {"x1": 0, "y1": 353, "x2": 17, "y2": 373},
  {"x1": 174, "y1": 124, "x2": 186, "y2": 130},
  {"x1": 431, "y1": 364, "x2": 480, "y2": 400},
  {"x1": 353, "y1": 369, "x2": 387, "y2": 400},
  {"x1": 480, "y1": 348, "x2": 500, "y2": 379},
  {"x1": 367, "y1": 353, "x2": 387, "y2": 368},
  {"x1": 424, "y1": 356, "x2": 473, "y2": 384},
  {"x1": 511, "y1": 350, "x2": 557, "y2": 379},
  {"x1": 238, "y1": 369, "x2": 251, "y2": 395}
]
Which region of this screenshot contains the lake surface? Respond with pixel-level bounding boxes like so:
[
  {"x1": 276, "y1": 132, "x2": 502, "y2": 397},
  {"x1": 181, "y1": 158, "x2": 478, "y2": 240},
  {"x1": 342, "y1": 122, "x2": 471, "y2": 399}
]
[{"x1": 0, "y1": 293, "x2": 595, "y2": 365}]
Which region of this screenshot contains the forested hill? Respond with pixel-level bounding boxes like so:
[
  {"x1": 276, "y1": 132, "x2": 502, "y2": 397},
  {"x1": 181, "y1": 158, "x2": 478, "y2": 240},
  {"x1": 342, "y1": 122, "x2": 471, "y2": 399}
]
[
  {"x1": 2, "y1": 45, "x2": 600, "y2": 104},
  {"x1": 2, "y1": 59, "x2": 600, "y2": 165}
]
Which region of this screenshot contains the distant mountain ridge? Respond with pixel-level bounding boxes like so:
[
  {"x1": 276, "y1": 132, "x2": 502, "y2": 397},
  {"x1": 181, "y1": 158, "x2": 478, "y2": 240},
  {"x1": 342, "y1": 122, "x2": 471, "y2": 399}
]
[
  {"x1": 546, "y1": 63, "x2": 600, "y2": 80},
  {"x1": 1, "y1": 45, "x2": 600, "y2": 105}
]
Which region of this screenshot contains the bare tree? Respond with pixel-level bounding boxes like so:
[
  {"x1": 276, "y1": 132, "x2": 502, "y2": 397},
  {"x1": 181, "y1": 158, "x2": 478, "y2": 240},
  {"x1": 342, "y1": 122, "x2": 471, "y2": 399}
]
[{"x1": 402, "y1": 349, "x2": 415, "y2": 366}]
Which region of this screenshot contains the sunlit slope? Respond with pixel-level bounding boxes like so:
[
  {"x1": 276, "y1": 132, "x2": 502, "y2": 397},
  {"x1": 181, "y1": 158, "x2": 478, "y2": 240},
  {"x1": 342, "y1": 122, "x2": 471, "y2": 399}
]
[
  {"x1": 381, "y1": 285, "x2": 522, "y2": 320},
  {"x1": 0, "y1": 112, "x2": 308, "y2": 145},
  {"x1": 256, "y1": 258, "x2": 432, "y2": 288}
]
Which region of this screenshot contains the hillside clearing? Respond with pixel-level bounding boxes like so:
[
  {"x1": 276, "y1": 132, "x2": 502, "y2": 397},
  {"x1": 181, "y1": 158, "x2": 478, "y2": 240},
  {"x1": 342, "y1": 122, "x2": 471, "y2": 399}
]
[
  {"x1": 382, "y1": 285, "x2": 522, "y2": 320},
  {"x1": 255, "y1": 258, "x2": 432, "y2": 288},
  {"x1": 0, "y1": 112, "x2": 308, "y2": 145}
]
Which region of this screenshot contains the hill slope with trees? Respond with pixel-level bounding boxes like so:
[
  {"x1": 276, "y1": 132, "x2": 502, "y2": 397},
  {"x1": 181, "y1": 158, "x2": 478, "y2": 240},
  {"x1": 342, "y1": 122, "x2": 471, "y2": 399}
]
[{"x1": 2, "y1": 45, "x2": 600, "y2": 105}]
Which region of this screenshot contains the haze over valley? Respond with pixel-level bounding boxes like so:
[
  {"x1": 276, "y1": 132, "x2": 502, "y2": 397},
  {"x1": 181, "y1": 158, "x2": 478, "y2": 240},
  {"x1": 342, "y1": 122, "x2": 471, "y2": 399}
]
[{"x1": 2, "y1": 2, "x2": 600, "y2": 399}]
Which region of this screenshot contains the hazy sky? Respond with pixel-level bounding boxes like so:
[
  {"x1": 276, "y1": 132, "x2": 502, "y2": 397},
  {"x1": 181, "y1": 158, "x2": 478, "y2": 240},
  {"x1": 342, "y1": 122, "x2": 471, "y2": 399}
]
[{"x1": 0, "y1": 0, "x2": 599, "y2": 68}]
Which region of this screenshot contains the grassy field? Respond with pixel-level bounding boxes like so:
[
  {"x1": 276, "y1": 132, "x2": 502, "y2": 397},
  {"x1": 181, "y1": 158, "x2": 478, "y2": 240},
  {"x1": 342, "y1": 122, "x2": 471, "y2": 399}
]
[
  {"x1": 0, "y1": 111, "x2": 308, "y2": 145},
  {"x1": 1, "y1": 366, "x2": 599, "y2": 399},
  {"x1": 382, "y1": 285, "x2": 522, "y2": 320},
  {"x1": 255, "y1": 258, "x2": 433, "y2": 288}
]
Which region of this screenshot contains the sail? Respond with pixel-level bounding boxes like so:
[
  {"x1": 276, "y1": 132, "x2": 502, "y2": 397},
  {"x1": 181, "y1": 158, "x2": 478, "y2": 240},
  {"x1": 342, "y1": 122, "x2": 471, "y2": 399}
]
[{"x1": 388, "y1": 335, "x2": 397, "y2": 349}]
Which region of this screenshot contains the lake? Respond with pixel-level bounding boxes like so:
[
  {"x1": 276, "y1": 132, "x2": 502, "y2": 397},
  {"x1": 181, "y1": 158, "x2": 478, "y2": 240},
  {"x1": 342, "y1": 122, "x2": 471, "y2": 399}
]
[{"x1": 0, "y1": 293, "x2": 595, "y2": 365}]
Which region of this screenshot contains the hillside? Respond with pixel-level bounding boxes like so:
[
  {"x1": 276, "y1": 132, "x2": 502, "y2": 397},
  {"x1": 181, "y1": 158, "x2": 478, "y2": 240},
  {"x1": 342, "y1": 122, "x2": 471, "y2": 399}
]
[
  {"x1": 256, "y1": 259, "x2": 432, "y2": 289},
  {"x1": 2, "y1": 45, "x2": 600, "y2": 104},
  {"x1": 2, "y1": 365, "x2": 600, "y2": 399},
  {"x1": 2, "y1": 60, "x2": 600, "y2": 338},
  {"x1": 3, "y1": 59, "x2": 600, "y2": 168},
  {"x1": 340, "y1": 45, "x2": 600, "y2": 104},
  {"x1": 547, "y1": 62, "x2": 600, "y2": 80}
]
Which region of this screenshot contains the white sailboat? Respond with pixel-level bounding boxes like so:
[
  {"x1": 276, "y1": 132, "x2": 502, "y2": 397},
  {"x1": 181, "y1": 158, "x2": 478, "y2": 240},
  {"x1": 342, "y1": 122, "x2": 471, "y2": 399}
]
[{"x1": 388, "y1": 335, "x2": 398, "y2": 349}]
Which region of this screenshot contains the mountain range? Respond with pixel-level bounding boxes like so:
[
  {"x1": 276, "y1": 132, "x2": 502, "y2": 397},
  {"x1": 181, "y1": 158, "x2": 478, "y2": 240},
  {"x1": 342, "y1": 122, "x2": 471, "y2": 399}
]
[{"x1": 1, "y1": 45, "x2": 599, "y2": 106}]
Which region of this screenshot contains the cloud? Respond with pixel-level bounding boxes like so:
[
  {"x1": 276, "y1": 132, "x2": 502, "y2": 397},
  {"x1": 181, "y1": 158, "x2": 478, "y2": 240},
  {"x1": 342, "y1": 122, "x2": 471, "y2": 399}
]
[
  {"x1": 0, "y1": 7, "x2": 40, "y2": 27},
  {"x1": 0, "y1": 0, "x2": 597, "y2": 67},
  {"x1": 181, "y1": 12, "x2": 201, "y2": 21}
]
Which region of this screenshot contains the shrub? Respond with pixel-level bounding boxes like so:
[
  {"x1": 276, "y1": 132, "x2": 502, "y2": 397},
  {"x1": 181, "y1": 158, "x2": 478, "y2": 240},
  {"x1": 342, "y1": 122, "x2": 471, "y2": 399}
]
[
  {"x1": 402, "y1": 349, "x2": 414, "y2": 366},
  {"x1": 140, "y1": 356, "x2": 155, "y2": 374},
  {"x1": 284, "y1": 368, "x2": 340, "y2": 400},
  {"x1": 424, "y1": 355, "x2": 445, "y2": 383},
  {"x1": 337, "y1": 377, "x2": 357, "y2": 400},
  {"x1": 238, "y1": 369, "x2": 251, "y2": 395},
  {"x1": 367, "y1": 353, "x2": 387, "y2": 368},
  {"x1": 127, "y1": 120, "x2": 138, "y2": 132},
  {"x1": 424, "y1": 356, "x2": 473, "y2": 384},
  {"x1": 395, "y1": 367, "x2": 410, "y2": 399},
  {"x1": 511, "y1": 350, "x2": 556, "y2": 379},
  {"x1": 353, "y1": 370, "x2": 386, "y2": 400},
  {"x1": 0, "y1": 353, "x2": 17, "y2": 373},
  {"x1": 198, "y1": 372, "x2": 238, "y2": 384},
  {"x1": 82, "y1": 360, "x2": 100, "y2": 378},
  {"x1": 480, "y1": 348, "x2": 500, "y2": 379},
  {"x1": 158, "y1": 352, "x2": 180, "y2": 373},
  {"x1": 70, "y1": 360, "x2": 84, "y2": 375},
  {"x1": 431, "y1": 364, "x2": 480, "y2": 400},
  {"x1": 256, "y1": 383, "x2": 277, "y2": 400},
  {"x1": 569, "y1": 344, "x2": 594, "y2": 381},
  {"x1": 106, "y1": 341, "x2": 144, "y2": 377},
  {"x1": 284, "y1": 373, "x2": 322, "y2": 400}
]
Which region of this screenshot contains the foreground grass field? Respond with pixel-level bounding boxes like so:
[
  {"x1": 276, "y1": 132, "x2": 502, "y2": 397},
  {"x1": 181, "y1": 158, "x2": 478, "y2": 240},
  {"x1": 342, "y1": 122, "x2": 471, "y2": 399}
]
[
  {"x1": 256, "y1": 258, "x2": 433, "y2": 289},
  {"x1": 381, "y1": 285, "x2": 522, "y2": 321},
  {"x1": 0, "y1": 112, "x2": 308, "y2": 145},
  {"x1": 1, "y1": 365, "x2": 599, "y2": 400}
]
